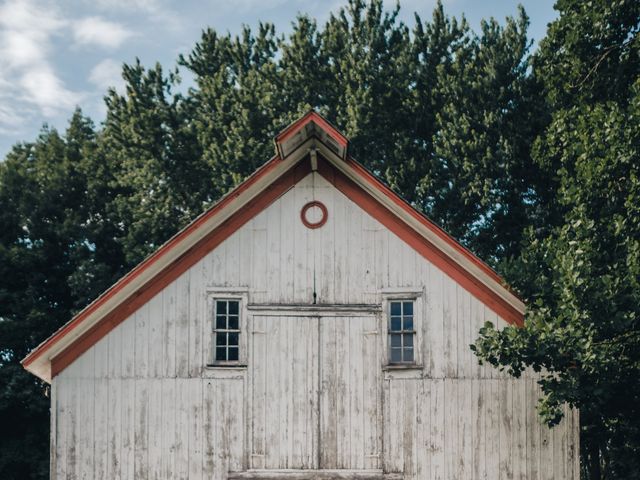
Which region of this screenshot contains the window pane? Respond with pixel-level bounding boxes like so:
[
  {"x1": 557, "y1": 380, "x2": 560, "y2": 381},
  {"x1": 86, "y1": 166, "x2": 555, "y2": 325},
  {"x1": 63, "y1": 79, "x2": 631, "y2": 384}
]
[
  {"x1": 388, "y1": 300, "x2": 416, "y2": 365},
  {"x1": 403, "y1": 347, "x2": 414, "y2": 362},
  {"x1": 229, "y1": 301, "x2": 239, "y2": 315},
  {"x1": 390, "y1": 316, "x2": 402, "y2": 331},
  {"x1": 216, "y1": 301, "x2": 227, "y2": 314},
  {"x1": 228, "y1": 347, "x2": 239, "y2": 361},
  {"x1": 213, "y1": 299, "x2": 241, "y2": 363},
  {"x1": 404, "y1": 333, "x2": 414, "y2": 347},
  {"x1": 390, "y1": 348, "x2": 402, "y2": 363},
  {"x1": 215, "y1": 346, "x2": 227, "y2": 361},
  {"x1": 403, "y1": 316, "x2": 413, "y2": 331}
]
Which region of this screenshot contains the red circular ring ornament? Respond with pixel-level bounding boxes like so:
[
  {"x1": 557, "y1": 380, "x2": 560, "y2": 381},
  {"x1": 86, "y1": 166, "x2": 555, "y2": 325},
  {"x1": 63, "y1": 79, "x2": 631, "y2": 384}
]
[{"x1": 300, "y1": 201, "x2": 328, "y2": 229}]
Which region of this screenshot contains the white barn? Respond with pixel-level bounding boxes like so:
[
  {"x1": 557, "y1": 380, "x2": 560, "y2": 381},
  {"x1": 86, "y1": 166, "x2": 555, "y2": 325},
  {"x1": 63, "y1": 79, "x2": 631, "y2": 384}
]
[{"x1": 23, "y1": 111, "x2": 579, "y2": 480}]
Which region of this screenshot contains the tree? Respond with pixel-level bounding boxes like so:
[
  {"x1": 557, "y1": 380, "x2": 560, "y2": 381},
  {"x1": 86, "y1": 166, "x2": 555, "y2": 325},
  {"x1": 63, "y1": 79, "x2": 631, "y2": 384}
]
[
  {"x1": 534, "y1": 0, "x2": 640, "y2": 109},
  {"x1": 426, "y1": 6, "x2": 548, "y2": 261},
  {"x1": 474, "y1": 93, "x2": 640, "y2": 479},
  {"x1": 1, "y1": 1, "x2": 587, "y2": 478},
  {"x1": 320, "y1": 0, "x2": 414, "y2": 193},
  {"x1": 100, "y1": 60, "x2": 210, "y2": 265},
  {"x1": 179, "y1": 24, "x2": 283, "y2": 199},
  {"x1": 473, "y1": 2, "x2": 640, "y2": 478},
  {"x1": 0, "y1": 112, "x2": 119, "y2": 479}
]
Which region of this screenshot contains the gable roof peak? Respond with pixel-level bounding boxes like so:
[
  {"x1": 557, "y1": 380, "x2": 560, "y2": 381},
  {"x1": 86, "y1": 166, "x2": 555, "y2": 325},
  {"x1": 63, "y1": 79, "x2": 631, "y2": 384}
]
[{"x1": 275, "y1": 110, "x2": 349, "y2": 161}]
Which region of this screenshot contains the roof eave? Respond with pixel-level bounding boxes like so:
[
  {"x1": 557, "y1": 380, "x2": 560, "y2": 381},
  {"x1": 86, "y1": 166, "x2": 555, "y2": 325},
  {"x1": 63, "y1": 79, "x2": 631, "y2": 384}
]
[
  {"x1": 22, "y1": 110, "x2": 525, "y2": 384},
  {"x1": 22, "y1": 140, "x2": 316, "y2": 383}
]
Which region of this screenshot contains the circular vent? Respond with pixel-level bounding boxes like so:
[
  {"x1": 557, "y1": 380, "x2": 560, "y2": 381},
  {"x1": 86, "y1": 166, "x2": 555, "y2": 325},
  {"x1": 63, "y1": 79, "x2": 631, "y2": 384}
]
[{"x1": 300, "y1": 201, "x2": 328, "y2": 229}]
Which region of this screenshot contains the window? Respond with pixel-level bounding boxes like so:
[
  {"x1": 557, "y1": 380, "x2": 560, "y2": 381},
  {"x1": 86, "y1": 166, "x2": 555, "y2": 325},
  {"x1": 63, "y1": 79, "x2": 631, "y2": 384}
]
[
  {"x1": 213, "y1": 299, "x2": 240, "y2": 363},
  {"x1": 388, "y1": 300, "x2": 415, "y2": 363}
]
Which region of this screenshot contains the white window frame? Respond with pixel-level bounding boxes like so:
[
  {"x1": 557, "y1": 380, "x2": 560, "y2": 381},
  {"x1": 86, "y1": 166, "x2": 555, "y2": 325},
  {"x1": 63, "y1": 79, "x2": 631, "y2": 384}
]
[
  {"x1": 380, "y1": 288, "x2": 424, "y2": 368},
  {"x1": 207, "y1": 288, "x2": 249, "y2": 366}
]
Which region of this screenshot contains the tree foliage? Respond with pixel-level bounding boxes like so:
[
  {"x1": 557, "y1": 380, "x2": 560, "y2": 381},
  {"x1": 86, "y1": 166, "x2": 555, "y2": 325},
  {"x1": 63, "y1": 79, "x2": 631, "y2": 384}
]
[
  {"x1": 0, "y1": 1, "x2": 638, "y2": 479},
  {"x1": 0, "y1": 112, "x2": 118, "y2": 478},
  {"x1": 473, "y1": 1, "x2": 640, "y2": 479}
]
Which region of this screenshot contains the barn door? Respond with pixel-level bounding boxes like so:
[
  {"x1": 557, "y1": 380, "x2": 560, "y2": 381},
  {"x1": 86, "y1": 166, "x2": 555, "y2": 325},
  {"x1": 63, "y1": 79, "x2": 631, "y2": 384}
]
[
  {"x1": 249, "y1": 315, "x2": 319, "y2": 470},
  {"x1": 319, "y1": 315, "x2": 381, "y2": 470},
  {"x1": 248, "y1": 312, "x2": 381, "y2": 471}
]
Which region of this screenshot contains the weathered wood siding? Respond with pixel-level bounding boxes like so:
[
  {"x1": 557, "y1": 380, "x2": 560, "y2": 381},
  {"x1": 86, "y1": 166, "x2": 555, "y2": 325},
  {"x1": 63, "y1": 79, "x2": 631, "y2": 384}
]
[{"x1": 52, "y1": 173, "x2": 579, "y2": 479}]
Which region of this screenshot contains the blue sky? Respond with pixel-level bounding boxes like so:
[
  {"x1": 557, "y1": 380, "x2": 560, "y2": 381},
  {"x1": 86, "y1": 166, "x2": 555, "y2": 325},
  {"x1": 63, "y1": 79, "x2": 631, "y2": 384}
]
[{"x1": 0, "y1": 0, "x2": 557, "y2": 158}]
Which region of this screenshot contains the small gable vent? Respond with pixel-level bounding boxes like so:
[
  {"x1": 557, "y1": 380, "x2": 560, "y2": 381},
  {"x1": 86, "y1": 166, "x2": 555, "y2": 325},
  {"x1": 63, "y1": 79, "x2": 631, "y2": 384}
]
[
  {"x1": 324, "y1": 135, "x2": 341, "y2": 156},
  {"x1": 275, "y1": 111, "x2": 349, "y2": 161}
]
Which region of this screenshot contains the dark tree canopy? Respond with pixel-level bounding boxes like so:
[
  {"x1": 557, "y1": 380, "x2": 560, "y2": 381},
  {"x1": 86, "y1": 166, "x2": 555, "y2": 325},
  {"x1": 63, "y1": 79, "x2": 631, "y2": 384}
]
[
  {"x1": 473, "y1": 1, "x2": 640, "y2": 479},
  {"x1": 0, "y1": 1, "x2": 638, "y2": 479}
]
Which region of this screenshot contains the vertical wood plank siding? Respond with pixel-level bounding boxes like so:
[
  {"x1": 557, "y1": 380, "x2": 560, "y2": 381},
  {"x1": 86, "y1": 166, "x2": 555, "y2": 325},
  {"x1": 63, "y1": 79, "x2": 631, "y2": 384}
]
[{"x1": 53, "y1": 173, "x2": 579, "y2": 479}]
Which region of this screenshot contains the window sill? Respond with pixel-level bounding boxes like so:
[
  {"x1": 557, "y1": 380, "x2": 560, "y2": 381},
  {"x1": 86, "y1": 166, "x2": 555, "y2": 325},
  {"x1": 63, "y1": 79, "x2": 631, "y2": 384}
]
[
  {"x1": 383, "y1": 364, "x2": 424, "y2": 379},
  {"x1": 205, "y1": 364, "x2": 247, "y2": 369},
  {"x1": 203, "y1": 364, "x2": 247, "y2": 379},
  {"x1": 382, "y1": 364, "x2": 424, "y2": 371}
]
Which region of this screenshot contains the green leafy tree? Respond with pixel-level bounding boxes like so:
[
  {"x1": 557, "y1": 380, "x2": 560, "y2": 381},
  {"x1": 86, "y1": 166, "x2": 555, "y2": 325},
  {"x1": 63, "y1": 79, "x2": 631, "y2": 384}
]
[
  {"x1": 179, "y1": 24, "x2": 282, "y2": 197},
  {"x1": 0, "y1": 112, "x2": 123, "y2": 479},
  {"x1": 1, "y1": 1, "x2": 592, "y2": 478},
  {"x1": 100, "y1": 60, "x2": 210, "y2": 264},
  {"x1": 426, "y1": 7, "x2": 547, "y2": 261},
  {"x1": 473, "y1": 2, "x2": 640, "y2": 478},
  {"x1": 474, "y1": 94, "x2": 640, "y2": 480},
  {"x1": 534, "y1": 0, "x2": 640, "y2": 108},
  {"x1": 320, "y1": 0, "x2": 414, "y2": 192}
]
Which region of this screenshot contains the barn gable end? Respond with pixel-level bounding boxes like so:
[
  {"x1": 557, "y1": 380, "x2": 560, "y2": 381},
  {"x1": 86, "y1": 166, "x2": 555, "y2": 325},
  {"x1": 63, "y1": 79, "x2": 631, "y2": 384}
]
[
  {"x1": 23, "y1": 111, "x2": 524, "y2": 384},
  {"x1": 24, "y1": 111, "x2": 578, "y2": 480}
]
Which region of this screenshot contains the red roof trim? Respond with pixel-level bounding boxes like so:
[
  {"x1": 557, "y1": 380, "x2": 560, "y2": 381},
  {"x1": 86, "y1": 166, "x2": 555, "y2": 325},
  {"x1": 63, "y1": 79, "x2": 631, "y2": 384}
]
[
  {"x1": 276, "y1": 111, "x2": 349, "y2": 148},
  {"x1": 316, "y1": 155, "x2": 524, "y2": 326},
  {"x1": 22, "y1": 153, "x2": 283, "y2": 370},
  {"x1": 49, "y1": 159, "x2": 312, "y2": 377},
  {"x1": 23, "y1": 111, "x2": 524, "y2": 380},
  {"x1": 345, "y1": 158, "x2": 507, "y2": 286}
]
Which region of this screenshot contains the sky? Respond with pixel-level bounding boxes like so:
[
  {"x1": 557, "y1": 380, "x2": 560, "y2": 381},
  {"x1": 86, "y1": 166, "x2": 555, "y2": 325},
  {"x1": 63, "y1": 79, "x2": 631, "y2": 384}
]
[{"x1": 0, "y1": 0, "x2": 558, "y2": 158}]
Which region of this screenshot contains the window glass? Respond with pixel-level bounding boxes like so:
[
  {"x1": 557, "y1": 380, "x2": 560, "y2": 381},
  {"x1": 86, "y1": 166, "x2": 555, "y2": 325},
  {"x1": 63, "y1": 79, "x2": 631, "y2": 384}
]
[
  {"x1": 403, "y1": 347, "x2": 414, "y2": 362},
  {"x1": 391, "y1": 348, "x2": 402, "y2": 363},
  {"x1": 213, "y1": 299, "x2": 241, "y2": 363},
  {"x1": 389, "y1": 300, "x2": 415, "y2": 364},
  {"x1": 390, "y1": 316, "x2": 402, "y2": 331},
  {"x1": 228, "y1": 347, "x2": 239, "y2": 361}
]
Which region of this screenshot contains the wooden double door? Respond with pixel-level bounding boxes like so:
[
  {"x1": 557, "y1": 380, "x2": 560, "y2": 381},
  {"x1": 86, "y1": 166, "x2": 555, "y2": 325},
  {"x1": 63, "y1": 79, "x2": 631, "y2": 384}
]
[{"x1": 248, "y1": 311, "x2": 382, "y2": 471}]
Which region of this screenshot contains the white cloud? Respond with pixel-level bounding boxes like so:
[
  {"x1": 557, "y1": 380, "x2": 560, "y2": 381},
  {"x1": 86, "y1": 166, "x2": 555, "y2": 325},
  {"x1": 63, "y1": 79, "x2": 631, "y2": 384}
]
[
  {"x1": 0, "y1": 0, "x2": 65, "y2": 31},
  {"x1": 89, "y1": 58, "x2": 124, "y2": 92},
  {"x1": 0, "y1": 0, "x2": 64, "y2": 67},
  {"x1": 220, "y1": 0, "x2": 294, "y2": 12},
  {"x1": 90, "y1": 0, "x2": 161, "y2": 10},
  {"x1": 2, "y1": 29, "x2": 45, "y2": 68},
  {"x1": 0, "y1": 102, "x2": 26, "y2": 134},
  {"x1": 73, "y1": 17, "x2": 133, "y2": 49},
  {"x1": 20, "y1": 66, "x2": 81, "y2": 116},
  {"x1": 85, "y1": 0, "x2": 182, "y2": 31},
  {"x1": 0, "y1": 0, "x2": 82, "y2": 125}
]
